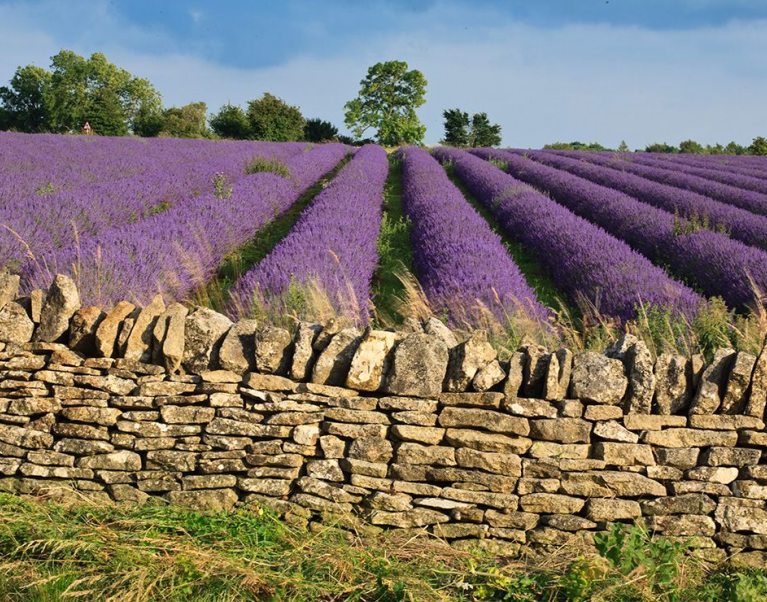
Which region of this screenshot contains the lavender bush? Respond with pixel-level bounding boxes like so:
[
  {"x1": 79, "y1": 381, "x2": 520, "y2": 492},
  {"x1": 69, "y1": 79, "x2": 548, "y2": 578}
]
[
  {"x1": 474, "y1": 149, "x2": 767, "y2": 311},
  {"x1": 227, "y1": 144, "x2": 388, "y2": 324},
  {"x1": 0, "y1": 132, "x2": 306, "y2": 272},
  {"x1": 399, "y1": 146, "x2": 548, "y2": 325},
  {"x1": 556, "y1": 150, "x2": 767, "y2": 217},
  {"x1": 434, "y1": 147, "x2": 702, "y2": 322},
  {"x1": 517, "y1": 150, "x2": 767, "y2": 251},
  {"x1": 21, "y1": 142, "x2": 348, "y2": 306},
  {"x1": 662, "y1": 156, "x2": 767, "y2": 181},
  {"x1": 624, "y1": 153, "x2": 767, "y2": 198}
]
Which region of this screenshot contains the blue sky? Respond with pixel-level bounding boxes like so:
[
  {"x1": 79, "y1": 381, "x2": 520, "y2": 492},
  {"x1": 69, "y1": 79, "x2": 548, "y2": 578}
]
[{"x1": 1, "y1": 0, "x2": 766, "y2": 147}]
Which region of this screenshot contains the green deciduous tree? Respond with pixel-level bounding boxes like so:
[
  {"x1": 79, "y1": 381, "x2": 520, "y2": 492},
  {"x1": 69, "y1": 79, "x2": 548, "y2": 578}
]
[
  {"x1": 644, "y1": 142, "x2": 678, "y2": 153},
  {"x1": 441, "y1": 108, "x2": 470, "y2": 146},
  {"x1": 749, "y1": 136, "x2": 767, "y2": 156},
  {"x1": 725, "y1": 141, "x2": 746, "y2": 155},
  {"x1": 617, "y1": 140, "x2": 630, "y2": 153},
  {"x1": 133, "y1": 103, "x2": 165, "y2": 137},
  {"x1": 0, "y1": 50, "x2": 162, "y2": 135},
  {"x1": 344, "y1": 61, "x2": 427, "y2": 146},
  {"x1": 0, "y1": 65, "x2": 51, "y2": 132},
  {"x1": 442, "y1": 108, "x2": 502, "y2": 147},
  {"x1": 544, "y1": 141, "x2": 611, "y2": 151},
  {"x1": 125, "y1": 76, "x2": 163, "y2": 135},
  {"x1": 160, "y1": 102, "x2": 210, "y2": 138},
  {"x1": 247, "y1": 93, "x2": 305, "y2": 141},
  {"x1": 707, "y1": 143, "x2": 725, "y2": 155},
  {"x1": 210, "y1": 103, "x2": 251, "y2": 139},
  {"x1": 470, "y1": 112, "x2": 502, "y2": 147},
  {"x1": 88, "y1": 86, "x2": 129, "y2": 136},
  {"x1": 303, "y1": 118, "x2": 338, "y2": 142},
  {"x1": 679, "y1": 139, "x2": 704, "y2": 154}
]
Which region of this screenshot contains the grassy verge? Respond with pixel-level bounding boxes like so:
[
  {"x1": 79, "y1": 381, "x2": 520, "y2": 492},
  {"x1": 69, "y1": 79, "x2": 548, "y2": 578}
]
[
  {"x1": 370, "y1": 154, "x2": 415, "y2": 326},
  {"x1": 193, "y1": 155, "x2": 352, "y2": 313},
  {"x1": 1, "y1": 494, "x2": 766, "y2": 601}
]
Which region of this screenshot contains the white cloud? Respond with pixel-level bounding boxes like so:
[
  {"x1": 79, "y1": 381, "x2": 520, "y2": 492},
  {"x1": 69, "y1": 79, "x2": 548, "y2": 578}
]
[{"x1": 1, "y1": 0, "x2": 766, "y2": 148}]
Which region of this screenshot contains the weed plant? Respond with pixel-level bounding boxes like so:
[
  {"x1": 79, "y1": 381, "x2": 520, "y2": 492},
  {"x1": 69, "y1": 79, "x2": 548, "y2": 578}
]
[{"x1": 244, "y1": 157, "x2": 292, "y2": 179}]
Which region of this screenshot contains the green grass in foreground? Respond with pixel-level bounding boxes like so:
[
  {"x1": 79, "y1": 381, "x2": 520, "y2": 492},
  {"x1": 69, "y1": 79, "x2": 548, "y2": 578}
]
[
  {"x1": 1, "y1": 493, "x2": 767, "y2": 601},
  {"x1": 192, "y1": 154, "x2": 352, "y2": 313},
  {"x1": 370, "y1": 154, "x2": 415, "y2": 326}
]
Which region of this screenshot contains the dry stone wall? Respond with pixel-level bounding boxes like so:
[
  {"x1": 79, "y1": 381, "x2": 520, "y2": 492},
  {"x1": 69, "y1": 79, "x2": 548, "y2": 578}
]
[{"x1": 2, "y1": 275, "x2": 767, "y2": 562}]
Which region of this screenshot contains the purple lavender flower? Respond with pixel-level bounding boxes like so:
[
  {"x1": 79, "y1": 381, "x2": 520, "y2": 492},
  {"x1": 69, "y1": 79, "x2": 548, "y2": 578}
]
[
  {"x1": 624, "y1": 152, "x2": 767, "y2": 198},
  {"x1": 473, "y1": 148, "x2": 767, "y2": 310},
  {"x1": 399, "y1": 146, "x2": 548, "y2": 325},
  {"x1": 19, "y1": 140, "x2": 348, "y2": 306},
  {"x1": 522, "y1": 150, "x2": 767, "y2": 250},
  {"x1": 559, "y1": 151, "x2": 767, "y2": 215},
  {"x1": 227, "y1": 144, "x2": 388, "y2": 324},
  {"x1": 434, "y1": 147, "x2": 702, "y2": 321},
  {"x1": 0, "y1": 132, "x2": 307, "y2": 273}
]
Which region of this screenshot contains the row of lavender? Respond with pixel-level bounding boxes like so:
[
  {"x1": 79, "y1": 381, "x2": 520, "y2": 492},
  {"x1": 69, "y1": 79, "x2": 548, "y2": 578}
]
[
  {"x1": 21, "y1": 141, "x2": 349, "y2": 307},
  {"x1": 0, "y1": 133, "x2": 306, "y2": 274},
  {"x1": 2, "y1": 135, "x2": 404, "y2": 331},
  {"x1": 238, "y1": 144, "x2": 766, "y2": 328},
  {"x1": 398, "y1": 147, "x2": 547, "y2": 324},
  {"x1": 554, "y1": 150, "x2": 767, "y2": 215},
  {"x1": 433, "y1": 147, "x2": 701, "y2": 321},
  {"x1": 228, "y1": 145, "x2": 389, "y2": 324},
  {"x1": 645, "y1": 153, "x2": 767, "y2": 184},
  {"x1": 514, "y1": 150, "x2": 767, "y2": 251},
  {"x1": 2, "y1": 132, "x2": 767, "y2": 333},
  {"x1": 473, "y1": 149, "x2": 767, "y2": 311},
  {"x1": 622, "y1": 152, "x2": 767, "y2": 197}
]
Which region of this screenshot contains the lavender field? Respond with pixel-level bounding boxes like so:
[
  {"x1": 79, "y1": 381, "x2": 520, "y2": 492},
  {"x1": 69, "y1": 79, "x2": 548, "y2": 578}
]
[{"x1": 2, "y1": 132, "x2": 766, "y2": 342}]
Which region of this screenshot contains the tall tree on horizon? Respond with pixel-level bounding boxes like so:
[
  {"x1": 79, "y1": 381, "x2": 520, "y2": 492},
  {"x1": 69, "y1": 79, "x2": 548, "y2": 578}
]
[
  {"x1": 470, "y1": 112, "x2": 502, "y2": 147},
  {"x1": 0, "y1": 65, "x2": 51, "y2": 132},
  {"x1": 344, "y1": 60, "x2": 427, "y2": 146},
  {"x1": 303, "y1": 118, "x2": 338, "y2": 142},
  {"x1": 210, "y1": 103, "x2": 251, "y2": 139},
  {"x1": 161, "y1": 102, "x2": 210, "y2": 138},
  {"x1": 247, "y1": 93, "x2": 305, "y2": 141},
  {"x1": 0, "y1": 50, "x2": 161, "y2": 135},
  {"x1": 441, "y1": 108, "x2": 502, "y2": 147},
  {"x1": 441, "y1": 108, "x2": 470, "y2": 146}
]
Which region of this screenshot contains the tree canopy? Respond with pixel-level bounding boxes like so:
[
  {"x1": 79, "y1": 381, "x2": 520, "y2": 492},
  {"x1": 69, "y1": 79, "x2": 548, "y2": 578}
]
[
  {"x1": 0, "y1": 65, "x2": 51, "y2": 133},
  {"x1": 210, "y1": 103, "x2": 251, "y2": 139},
  {"x1": 642, "y1": 139, "x2": 760, "y2": 155},
  {"x1": 643, "y1": 142, "x2": 678, "y2": 153},
  {"x1": 0, "y1": 50, "x2": 161, "y2": 135},
  {"x1": 749, "y1": 136, "x2": 767, "y2": 156},
  {"x1": 544, "y1": 141, "x2": 612, "y2": 151},
  {"x1": 441, "y1": 109, "x2": 470, "y2": 146},
  {"x1": 344, "y1": 61, "x2": 427, "y2": 146},
  {"x1": 441, "y1": 109, "x2": 502, "y2": 147},
  {"x1": 678, "y1": 139, "x2": 705, "y2": 154},
  {"x1": 470, "y1": 113, "x2": 502, "y2": 147},
  {"x1": 303, "y1": 118, "x2": 338, "y2": 142},
  {"x1": 247, "y1": 93, "x2": 305, "y2": 141},
  {"x1": 161, "y1": 102, "x2": 210, "y2": 138}
]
